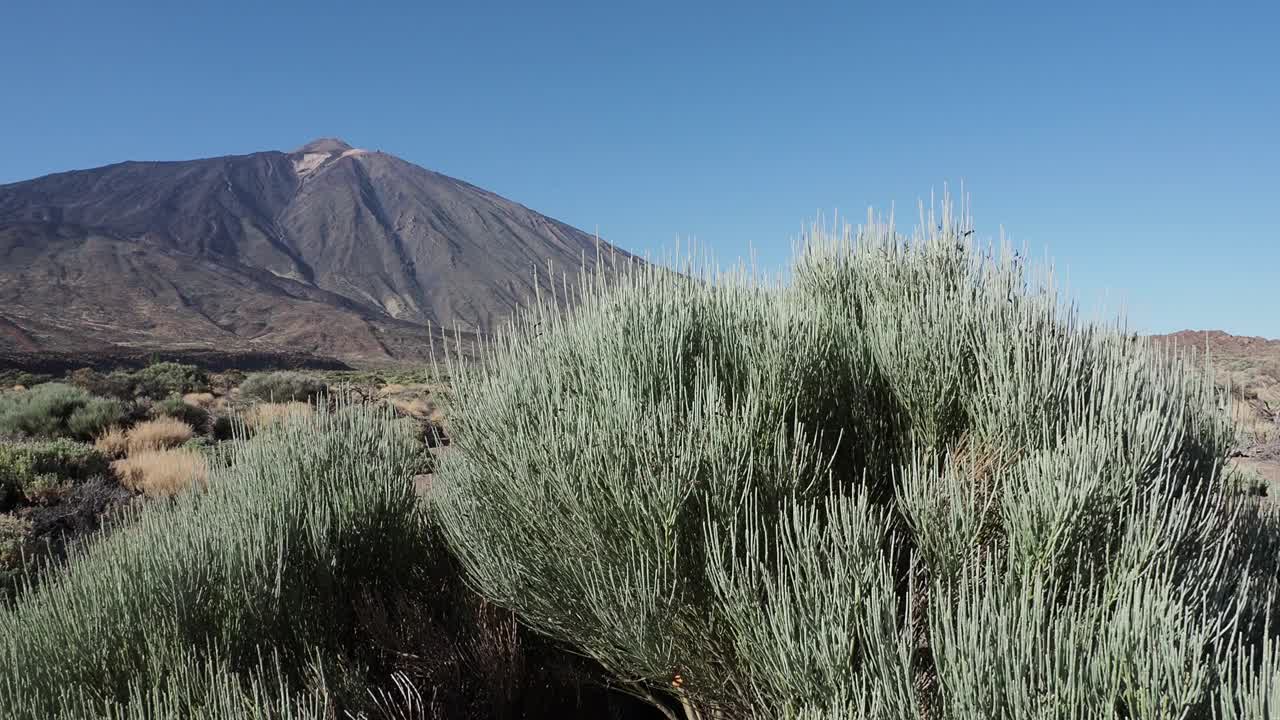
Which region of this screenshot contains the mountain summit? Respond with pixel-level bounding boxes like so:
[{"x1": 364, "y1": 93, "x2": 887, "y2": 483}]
[
  {"x1": 0, "y1": 141, "x2": 630, "y2": 362},
  {"x1": 292, "y1": 137, "x2": 355, "y2": 154}
]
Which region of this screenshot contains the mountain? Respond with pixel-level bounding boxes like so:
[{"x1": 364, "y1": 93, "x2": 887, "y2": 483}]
[
  {"x1": 1154, "y1": 330, "x2": 1280, "y2": 411},
  {"x1": 1152, "y1": 330, "x2": 1279, "y2": 480},
  {"x1": 0, "y1": 138, "x2": 629, "y2": 363}
]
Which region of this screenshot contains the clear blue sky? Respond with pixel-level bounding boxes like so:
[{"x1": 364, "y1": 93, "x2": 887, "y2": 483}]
[{"x1": 3, "y1": 0, "x2": 1277, "y2": 337}]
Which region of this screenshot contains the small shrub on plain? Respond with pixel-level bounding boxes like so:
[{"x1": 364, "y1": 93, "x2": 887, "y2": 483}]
[{"x1": 239, "y1": 371, "x2": 327, "y2": 403}]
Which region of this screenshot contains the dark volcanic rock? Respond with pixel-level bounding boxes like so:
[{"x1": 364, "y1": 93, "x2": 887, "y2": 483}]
[{"x1": 0, "y1": 139, "x2": 631, "y2": 362}]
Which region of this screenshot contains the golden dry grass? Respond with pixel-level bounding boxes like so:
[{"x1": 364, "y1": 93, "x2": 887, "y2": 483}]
[
  {"x1": 111, "y1": 449, "x2": 209, "y2": 497},
  {"x1": 125, "y1": 418, "x2": 195, "y2": 455},
  {"x1": 93, "y1": 426, "x2": 129, "y2": 459},
  {"x1": 242, "y1": 401, "x2": 313, "y2": 431},
  {"x1": 181, "y1": 392, "x2": 217, "y2": 410}
]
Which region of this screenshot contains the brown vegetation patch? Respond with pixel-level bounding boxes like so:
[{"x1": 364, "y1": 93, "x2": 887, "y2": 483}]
[
  {"x1": 181, "y1": 392, "x2": 217, "y2": 410},
  {"x1": 124, "y1": 419, "x2": 194, "y2": 455},
  {"x1": 242, "y1": 402, "x2": 313, "y2": 431},
  {"x1": 111, "y1": 449, "x2": 208, "y2": 497},
  {"x1": 93, "y1": 427, "x2": 129, "y2": 459}
]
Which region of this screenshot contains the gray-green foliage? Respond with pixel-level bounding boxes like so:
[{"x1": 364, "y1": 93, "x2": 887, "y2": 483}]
[
  {"x1": 0, "y1": 439, "x2": 109, "y2": 504},
  {"x1": 239, "y1": 372, "x2": 328, "y2": 403},
  {"x1": 0, "y1": 383, "x2": 124, "y2": 440},
  {"x1": 132, "y1": 362, "x2": 211, "y2": 400},
  {"x1": 67, "y1": 363, "x2": 211, "y2": 402},
  {"x1": 435, "y1": 202, "x2": 1280, "y2": 719},
  {"x1": 0, "y1": 401, "x2": 430, "y2": 718},
  {"x1": 152, "y1": 394, "x2": 211, "y2": 431},
  {"x1": 67, "y1": 396, "x2": 127, "y2": 439}
]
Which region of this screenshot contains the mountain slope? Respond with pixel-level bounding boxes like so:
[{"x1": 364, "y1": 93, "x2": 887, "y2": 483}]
[{"x1": 0, "y1": 139, "x2": 628, "y2": 362}]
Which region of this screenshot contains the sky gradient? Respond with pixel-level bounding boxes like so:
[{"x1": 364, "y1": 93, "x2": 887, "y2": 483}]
[{"x1": 3, "y1": 0, "x2": 1277, "y2": 337}]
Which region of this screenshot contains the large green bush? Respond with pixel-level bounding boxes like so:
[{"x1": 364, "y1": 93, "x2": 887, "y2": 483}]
[
  {"x1": 434, "y1": 206, "x2": 1280, "y2": 718},
  {"x1": 0, "y1": 384, "x2": 124, "y2": 440},
  {"x1": 239, "y1": 372, "x2": 328, "y2": 404}
]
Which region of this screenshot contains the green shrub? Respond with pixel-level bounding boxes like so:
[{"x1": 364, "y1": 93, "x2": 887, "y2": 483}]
[
  {"x1": 0, "y1": 371, "x2": 51, "y2": 389},
  {"x1": 0, "y1": 402, "x2": 430, "y2": 717},
  {"x1": 239, "y1": 372, "x2": 327, "y2": 403},
  {"x1": 209, "y1": 414, "x2": 235, "y2": 441},
  {"x1": 151, "y1": 395, "x2": 210, "y2": 431},
  {"x1": 435, "y1": 205, "x2": 1280, "y2": 718},
  {"x1": 0, "y1": 514, "x2": 31, "y2": 568},
  {"x1": 212, "y1": 369, "x2": 246, "y2": 393},
  {"x1": 0, "y1": 440, "x2": 110, "y2": 505},
  {"x1": 0, "y1": 384, "x2": 91, "y2": 439},
  {"x1": 71, "y1": 363, "x2": 210, "y2": 402},
  {"x1": 64, "y1": 367, "x2": 133, "y2": 400},
  {"x1": 66, "y1": 397, "x2": 126, "y2": 440},
  {"x1": 0, "y1": 384, "x2": 124, "y2": 441},
  {"x1": 0, "y1": 514, "x2": 33, "y2": 595},
  {"x1": 132, "y1": 362, "x2": 210, "y2": 400}
]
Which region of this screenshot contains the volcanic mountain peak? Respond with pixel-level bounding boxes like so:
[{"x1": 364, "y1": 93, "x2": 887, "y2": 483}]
[
  {"x1": 292, "y1": 137, "x2": 354, "y2": 154},
  {"x1": 0, "y1": 140, "x2": 634, "y2": 362},
  {"x1": 290, "y1": 138, "x2": 371, "y2": 177}
]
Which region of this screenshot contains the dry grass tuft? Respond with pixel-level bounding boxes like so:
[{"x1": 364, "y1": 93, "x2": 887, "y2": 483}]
[
  {"x1": 242, "y1": 402, "x2": 313, "y2": 431},
  {"x1": 111, "y1": 449, "x2": 208, "y2": 497},
  {"x1": 125, "y1": 418, "x2": 194, "y2": 455},
  {"x1": 93, "y1": 426, "x2": 129, "y2": 459},
  {"x1": 181, "y1": 392, "x2": 217, "y2": 410}
]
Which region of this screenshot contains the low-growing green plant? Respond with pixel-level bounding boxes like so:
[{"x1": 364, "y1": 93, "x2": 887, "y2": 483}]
[
  {"x1": 151, "y1": 394, "x2": 210, "y2": 431},
  {"x1": 209, "y1": 413, "x2": 235, "y2": 441},
  {"x1": 0, "y1": 514, "x2": 33, "y2": 596},
  {"x1": 435, "y1": 201, "x2": 1280, "y2": 719},
  {"x1": 239, "y1": 371, "x2": 327, "y2": 403},
  {"x1": 0, "y1": 439, "x2": 109, "y2": 507},
  {"x1": 65, "y1": 367, "x2": 131, "y2": 400},
  {"x1": 0, "y1": 371, "x2": 51, "y2": 389},
  {"x1": 67, "y1": 363, "x2": 212, "y2": 402},
  {"x1": 0, "y1": 383, "x2": 124, "y2": 441},
  {"x1": 132, "y1": 362, "x2": 211, "y2": 400},
  {"x1": 0, "y1": 514, "x2": 31, "y2": 569},
  {"x1": 0, "y1": 383, "x2": 92, "y2": 438},
  {"x1": 66, "y1": 396, "x2": 126, "y2": 440}
]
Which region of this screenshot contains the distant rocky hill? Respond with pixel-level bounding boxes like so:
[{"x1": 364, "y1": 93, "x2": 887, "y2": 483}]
[
  {"x1": 1152, "y1": 329, "x2": 1280, "y2": 480},
  {"x1": 1154, "y1": 330, "x2": 1280, "y2": 414},
  {"x1": 0, "y1": 138, "x2": 631, "y2": 363}
]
